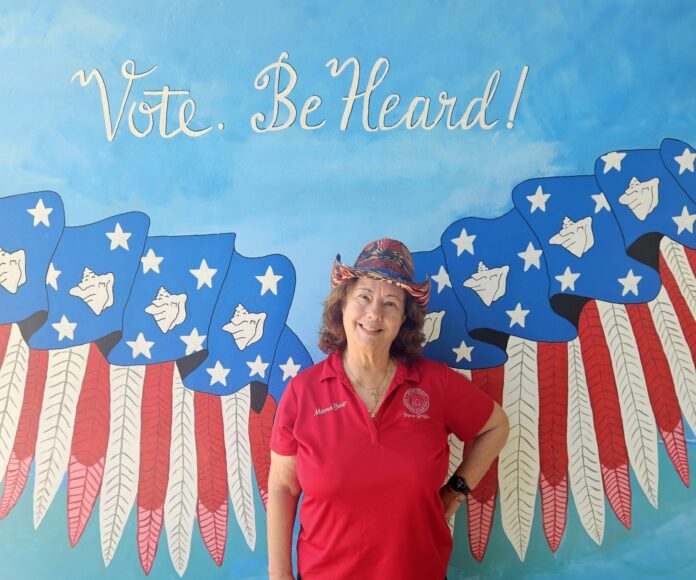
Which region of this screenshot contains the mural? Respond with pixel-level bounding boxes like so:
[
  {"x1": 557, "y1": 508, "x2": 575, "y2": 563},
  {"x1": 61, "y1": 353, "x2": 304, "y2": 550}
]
[
  {"x1": 1, "y1": 2, "x2": 695, "y2": 578},
  {"x1": 1, "y1": 137, "x2": 695, "y2": 576}
]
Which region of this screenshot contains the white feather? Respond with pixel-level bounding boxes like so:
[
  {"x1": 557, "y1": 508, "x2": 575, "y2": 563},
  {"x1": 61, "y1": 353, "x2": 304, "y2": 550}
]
[
  {"x1": 498, "y1": 336, "x2": 539, "y2": 561},
  {"x1": 649, "y1": 287, "x2": 696, "y2": 436},
  {"x1": 164, "y1": 366, "x2": 198, "y2": 577},
  {"x1": 0, "y1": 325, "x2": 29, "y2": 478},
  {"x1": 33, "y1": 344, "x2": 89, "y2": 528},
  {"x1": 221, "y1": 384, "x2": 256, "y2": 551},
  {"x1": 451, "y1": 367, "x2": 472, "y2": 380},
  {"x1": 660, "y1": 238, "x2": 696, "y2": 319},
  {"x1": 100, "y1": 364, "x2": 144, "y2": 566},
  {"x1": 446, "y1": 433, "x2": 464, "y2": 535},
  {"x1": 566, "y1": 338, "x2": 605, "y2": 544},
  {"x1": 596, "y1": 301, "x2": 659, "y2": 508}
]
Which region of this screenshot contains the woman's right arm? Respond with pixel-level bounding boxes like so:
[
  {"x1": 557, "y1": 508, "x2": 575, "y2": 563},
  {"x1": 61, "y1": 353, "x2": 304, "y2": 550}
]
[{"x1": 267, "y1": 451, "x2": 302, "y2": 580}]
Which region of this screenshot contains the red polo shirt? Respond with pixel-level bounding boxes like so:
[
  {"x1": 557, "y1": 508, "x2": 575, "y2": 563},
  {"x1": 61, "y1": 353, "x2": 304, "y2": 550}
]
[{"x1": 271, "y1": 350, "x2": 494, "y2": 580}]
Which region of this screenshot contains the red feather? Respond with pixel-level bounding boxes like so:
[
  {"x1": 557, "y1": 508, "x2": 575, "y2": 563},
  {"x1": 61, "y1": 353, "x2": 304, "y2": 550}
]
[
  {"x1": 578, "y1": 301, "x2": 632, "y2": 529},
  {"x1": 137, "y1": 506, "x2": 164, "y2": 576},
  {"x1": 659, "y1": 252, "x2": 696, "y2": 363},
  {"x1": 537, "y1": 341, "x2": 569, "y2": 552},
  {"x1": 0, "y1": 456, "x2": 31, "y2": 520},
  {"x1": 466, "y1": 366, "x2": 504, "y2": 562},
  {"x1": 0, "y1": 324, "x2": 11, "y2": 362},
  {"x1": 626, "y1": 303, "x2": 689, "y2": 486},
  {"x1": 137, "y1": 362, "x2": 174, "y2": 575},
  {"x1": 194, "y1": 392, "x2": 228, "y2": 566},
  {"x1": 0, "y1": 348, "x2": 48, "y2": 519},
  {"x1": 685, "y1": 246, "x2": 696, "y2": 276},
  {"x1": 67, "y1": 343, "x2": 110, "y2": 546},
  {"x1": 248, "y1": 394, "x2": 277, "y2": 508}
]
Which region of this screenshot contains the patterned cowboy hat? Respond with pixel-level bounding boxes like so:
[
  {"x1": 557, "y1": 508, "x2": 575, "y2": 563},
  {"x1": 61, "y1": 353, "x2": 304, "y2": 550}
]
[{"x1": 331, "y1": 238, "x2": 430, "y2": 309}]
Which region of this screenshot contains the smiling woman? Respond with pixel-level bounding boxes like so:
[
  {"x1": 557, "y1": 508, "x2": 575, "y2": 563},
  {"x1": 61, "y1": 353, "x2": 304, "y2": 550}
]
[
  {"x1": 266, "y1": 238, "x2": 510, "y2": 580},
  {"x1": 319, "y1": 279, "x2": 425, "y2": 363}
]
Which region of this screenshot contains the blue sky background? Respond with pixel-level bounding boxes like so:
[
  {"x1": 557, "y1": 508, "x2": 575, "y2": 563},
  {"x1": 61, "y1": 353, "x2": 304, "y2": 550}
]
[{"x1": 1, "y1": 0, "x2": 695, "y2": 577}]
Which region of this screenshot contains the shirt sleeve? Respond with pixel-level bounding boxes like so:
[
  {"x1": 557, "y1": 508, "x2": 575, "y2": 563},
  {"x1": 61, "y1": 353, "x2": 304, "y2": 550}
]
[
  {"x1": 270, "y1": 378, "x2": 299, "y2": 456},
  {"x1": 443, "y1": 366, "x2": 495, "y2": 441}
]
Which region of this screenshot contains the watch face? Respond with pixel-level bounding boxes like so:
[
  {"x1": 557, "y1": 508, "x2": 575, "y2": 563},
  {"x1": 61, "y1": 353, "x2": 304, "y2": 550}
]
[{"x1": 450, "y1": 475, "x2": 470, "y2": 494}]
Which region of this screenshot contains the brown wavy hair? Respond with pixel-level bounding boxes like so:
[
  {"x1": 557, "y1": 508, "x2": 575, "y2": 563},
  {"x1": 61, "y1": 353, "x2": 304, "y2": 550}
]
[{"x1": 318, "y1": 279, "x2": 426, "y2": 364}]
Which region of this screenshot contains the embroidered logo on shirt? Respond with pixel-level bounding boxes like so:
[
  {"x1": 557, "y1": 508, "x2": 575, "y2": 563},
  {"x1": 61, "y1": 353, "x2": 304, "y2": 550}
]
[
  {"x1": 314, "y1": 401, "x2": 347, "y2": 416},
  {"x1": 403, "y1": 387, "x2": 430, "y2": 418}
]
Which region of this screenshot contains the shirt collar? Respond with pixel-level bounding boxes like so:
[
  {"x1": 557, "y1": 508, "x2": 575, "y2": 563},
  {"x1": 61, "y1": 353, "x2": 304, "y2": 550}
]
[{"x1": 321, "y1": 349, "x2": 420, "y2": 386}]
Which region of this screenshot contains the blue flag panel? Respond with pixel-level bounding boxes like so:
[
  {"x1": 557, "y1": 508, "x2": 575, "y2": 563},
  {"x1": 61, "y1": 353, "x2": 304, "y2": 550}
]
[
  {"x1": 413, "y1": 246, "x2": 507, "y2": 369},
  {"x1": 267, "y1": 325, "x2": 313, "y2": 403},
  {"x1": 512, "y1": 175, "x2": 661, "y2": 305},
  {"x1": 183, "y1": 251, "x2": 295, "y2": 395},
  {"x1": 441, "y1": 210, "x2": 577, "y2": 343},
  {"x1": 594, "y1": 148, "x2": 696, "y2": 250},
  {"x1": 28, "y1": 213, "x2": 149, "y2": 349},
  {"x1": 108, "y1": 233, "x2": 235, "y2": 365},
  {"x1": 661, "y1": 138, "x2": 696, "y2": 210},
  {"x1": 0, "y1": 191, "x2": 64, "y2": 325}
]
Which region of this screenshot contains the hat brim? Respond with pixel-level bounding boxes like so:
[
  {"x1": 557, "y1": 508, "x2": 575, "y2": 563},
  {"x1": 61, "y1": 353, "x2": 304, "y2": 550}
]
[{"x1": 331, "y1": 260, "x2": 430, "y2": 309}]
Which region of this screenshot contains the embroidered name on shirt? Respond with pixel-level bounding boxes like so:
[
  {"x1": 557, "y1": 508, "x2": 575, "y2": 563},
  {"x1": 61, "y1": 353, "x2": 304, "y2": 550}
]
[
  {"x1": 403, "y1": 412, "x2": 431, "y2": 419},
  {"x1": 314, "y1": 401, "x2": 347, "y2": 416},
  {"x1": 403, "y1": 387, "x2": 430, "y2": 419}
]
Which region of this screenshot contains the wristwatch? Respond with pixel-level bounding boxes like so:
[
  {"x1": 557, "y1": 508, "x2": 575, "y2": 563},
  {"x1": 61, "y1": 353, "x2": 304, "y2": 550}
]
[{"x1": 447, "y1": 474, "x2": 471, "y2": 496}]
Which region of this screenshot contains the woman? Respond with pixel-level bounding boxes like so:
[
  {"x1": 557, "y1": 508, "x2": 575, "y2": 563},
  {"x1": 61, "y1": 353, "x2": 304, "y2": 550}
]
[{"x1": 268, "y1": 239, "x2": 509, "y2": 580}]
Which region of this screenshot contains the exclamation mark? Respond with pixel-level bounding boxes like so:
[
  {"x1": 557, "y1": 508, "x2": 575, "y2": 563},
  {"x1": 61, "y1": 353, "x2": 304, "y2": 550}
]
[{"x1": 507, "y1": 65, "x2": 529, "y2": 129}]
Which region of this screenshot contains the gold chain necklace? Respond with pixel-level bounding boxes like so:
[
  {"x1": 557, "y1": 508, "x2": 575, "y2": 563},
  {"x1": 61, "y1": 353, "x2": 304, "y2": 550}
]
[{"x1": 344, "y1": 356, "x2": 392, "y2": 418}]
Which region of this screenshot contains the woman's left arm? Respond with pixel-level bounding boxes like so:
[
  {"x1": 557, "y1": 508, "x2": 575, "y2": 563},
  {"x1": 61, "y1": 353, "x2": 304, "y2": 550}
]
[{"x1": 440, "y1": 402, "x2": 509, "y2": 518}]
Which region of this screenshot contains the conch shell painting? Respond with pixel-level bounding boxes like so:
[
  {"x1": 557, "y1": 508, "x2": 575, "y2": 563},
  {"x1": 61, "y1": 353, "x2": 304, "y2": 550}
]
[
  {"x1": 223, "y1": 303, "x2": 267, "y2": 350},
  {"x1": 144, "y1": 285, "x2": 188, "y2": 333},
  {"x1": 463, "y1": 261, "x2": 509, "y2": 306},
  {"x1": 619, "y1": 176, "x2": 660, "y2": 221},
  {"x1": 0, "y1": 247, "x2": 26, "y2": 294},
  {"x1": 421, "y1": 310, "x2": 445, "y2": 346},
  {"x1": 69, "y1": 266, "x2": 114, "y2": 315},
  {"x1": 549, "y1": 216, "x2": 595, "y2": 257}
]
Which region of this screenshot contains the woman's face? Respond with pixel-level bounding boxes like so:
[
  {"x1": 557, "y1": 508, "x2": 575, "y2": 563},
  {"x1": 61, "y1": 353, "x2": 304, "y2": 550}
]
[{"x1": 342, "y1": 278, "x2": 406, "y2": 354}]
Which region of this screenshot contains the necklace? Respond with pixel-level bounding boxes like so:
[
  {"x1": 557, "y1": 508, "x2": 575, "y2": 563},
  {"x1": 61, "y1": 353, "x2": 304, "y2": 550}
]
[{"x1": 344, "y1": 355, "x2": 393, "y2": 418}]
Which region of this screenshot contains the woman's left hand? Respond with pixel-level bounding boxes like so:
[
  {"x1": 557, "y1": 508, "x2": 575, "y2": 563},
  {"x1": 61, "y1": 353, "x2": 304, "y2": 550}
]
[{"x1": 439, "y1": 484, "x2": 466, "y2": 520}]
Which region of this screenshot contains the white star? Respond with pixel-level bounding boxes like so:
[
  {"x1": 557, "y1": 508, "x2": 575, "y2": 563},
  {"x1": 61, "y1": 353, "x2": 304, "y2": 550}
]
[
  {"x1": 452, "y1": 340, "x2": 474, "y2": 363},
  {"x1": 672, "y1": 206, "x2": 696, "y2": 235},
  {"x1": 190, "y1": 259, "x2": 217, "y2": 289},
  {"x1": 45, "y1": 262, "x2": 61, "y2": 290},
  {"x1": 180, "y1": 328, "x2": 206, "y2": 355},
  {"x1": 618, "y1": 269, "x2": 642, "y2": 297},
  {"x1": 27, "y1": 198, "x2": 53, "y2": 227},
  {"x1": 555, "y1": 266, "x2": 581, "y2": 292},
  {"x1": 674, "y1": 148, "x2": 696, "y2": 175},
  {"x1": 591, "y1": 192, "x2": 611, "y2": 213},
  {"x1": 506, "y1": 303, "x2": 530, "y2": 328},
  {"x1": 279, "y1": 357, "x2": 301, "y2": 381},
  {"x1": 247, "y1": 354, "x2": 269, "y2": 378},
  {"x1": 526, "y1": 185, "x2": 551, "y2": 213},
  {"x1": 256, "y1": 265, "x2": 283, "y2": 296},
  {"x1": 600, "y1": 151, "x2": 626, "y2": 173},
  {"x1": 207, "y1": 361, "x2": 230, "y2": 386},
  {"x1": 106, "y1": 222, "x2": 132, "y2": 251},
  {"x1": 126, "y1": 332, "x2": 154, "y2": 359},
  {"x1": 141, "y1": 249, "x2": 163, "y2": 274},
  {"x1": 51, "y1": 315, "x2": 76, "y2": 341},
  {"x1": 431, "y1": 266, "x2": 452, "y2": 294},
  {"x1": 451, "y1": 228, "x2": 476, "y2": 256},
  {"x1": 517, "y1": 242, "x2": 543, "y2": 272}
]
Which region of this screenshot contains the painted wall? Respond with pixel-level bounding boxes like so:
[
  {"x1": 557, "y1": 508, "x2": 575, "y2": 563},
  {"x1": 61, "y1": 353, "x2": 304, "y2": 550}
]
[{"x1": 0, "y1": 1, "x2": 695, "y2": 578}]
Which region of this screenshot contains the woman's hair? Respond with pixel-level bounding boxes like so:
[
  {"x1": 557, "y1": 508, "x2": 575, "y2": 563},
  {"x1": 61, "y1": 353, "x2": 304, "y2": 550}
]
[{"x1": 318, "y1": 279, "x2": 426, "y2": 364}]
